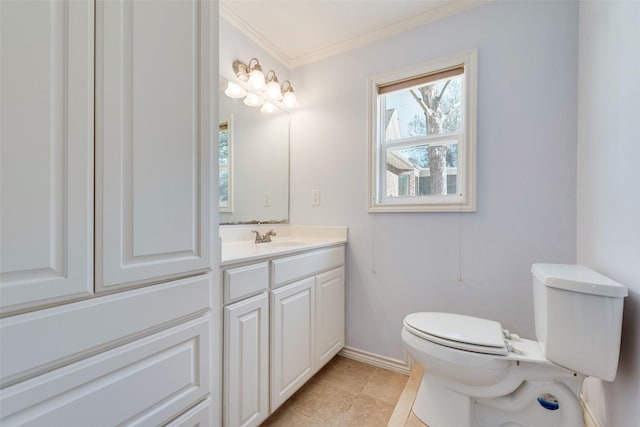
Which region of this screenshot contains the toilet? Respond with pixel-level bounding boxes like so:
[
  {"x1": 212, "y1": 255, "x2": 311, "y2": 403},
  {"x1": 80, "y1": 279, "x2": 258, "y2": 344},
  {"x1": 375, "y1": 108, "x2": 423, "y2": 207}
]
[{"x1": 402, "y1": 263, "x2": 628, "y2": 427}]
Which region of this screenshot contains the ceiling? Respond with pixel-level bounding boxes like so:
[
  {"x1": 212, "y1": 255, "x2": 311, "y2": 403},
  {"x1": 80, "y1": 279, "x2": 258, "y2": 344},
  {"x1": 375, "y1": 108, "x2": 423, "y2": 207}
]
[{"x1": 220, "y1": 0, "x2": 488, "y2": 68}]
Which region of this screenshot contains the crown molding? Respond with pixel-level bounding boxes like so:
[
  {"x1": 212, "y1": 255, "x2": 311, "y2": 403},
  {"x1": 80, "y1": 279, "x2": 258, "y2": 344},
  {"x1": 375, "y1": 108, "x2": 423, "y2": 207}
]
[
  {"x1": 219, "y1": 2, "x2": 293, "y2": 68},
  {"x1": 219, "y1": 2, "x2": 292, "y2": 69},
  {"x1": 221, "y1": 1, "x2": 491, "y2": 70},
  {"x1": 290, "y1": 1, "x2": 490, "y2": 68}
]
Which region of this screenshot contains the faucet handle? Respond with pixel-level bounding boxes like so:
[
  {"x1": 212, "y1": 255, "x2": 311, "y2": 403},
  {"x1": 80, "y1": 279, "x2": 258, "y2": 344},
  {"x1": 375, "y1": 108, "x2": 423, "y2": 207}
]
[{"x1": 262, "y1": 230, "x2": 276, "y2": 243}]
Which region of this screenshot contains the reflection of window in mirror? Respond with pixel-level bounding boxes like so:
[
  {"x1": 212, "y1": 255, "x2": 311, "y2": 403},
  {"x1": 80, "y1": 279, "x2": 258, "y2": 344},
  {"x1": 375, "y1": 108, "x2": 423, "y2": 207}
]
[{"x1": 219, "y1": 119, "x2": 232, "y2": 212}]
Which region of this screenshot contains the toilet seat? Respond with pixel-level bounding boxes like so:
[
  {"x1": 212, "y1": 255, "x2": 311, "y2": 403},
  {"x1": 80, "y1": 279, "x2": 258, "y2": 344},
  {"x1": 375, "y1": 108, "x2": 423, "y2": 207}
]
[{"x1": 404, "y1": 312, "x2": 508, "y2": 356}]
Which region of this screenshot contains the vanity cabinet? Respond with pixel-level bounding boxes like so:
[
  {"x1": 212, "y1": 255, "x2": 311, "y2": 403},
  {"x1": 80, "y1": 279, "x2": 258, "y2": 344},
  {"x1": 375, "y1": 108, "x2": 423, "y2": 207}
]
[
  {"x1": 270, "y1": 265, "x2": 345, "y2": 411},
  {"x1": 270, "y1": 276, "x2": 316, "y2": 410},
  {"x1": 223, "y1": 263, "x2": 269, "y2": 427},
  {"x1": 222, "y1": 245, "x2": 345, "y2": 423}
]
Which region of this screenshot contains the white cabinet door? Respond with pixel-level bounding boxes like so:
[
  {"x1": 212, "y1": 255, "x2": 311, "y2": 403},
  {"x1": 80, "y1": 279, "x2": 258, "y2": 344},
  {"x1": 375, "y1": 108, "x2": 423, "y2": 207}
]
[
  {"x1": 270, "y1": 277, "x2": 315, "y2": 411},
  {"x1": 224, "y1": 293, "x2": 268, "y2": 427},
  {"x1": 0, "y1": 0, "x2": 94, "y2": 314},
  {"x1": 95, "y1": 0, "x2": 213, "y2": 291},
  {"x1": 315, "y1": 267, "x2": 345, "y2": 370}
]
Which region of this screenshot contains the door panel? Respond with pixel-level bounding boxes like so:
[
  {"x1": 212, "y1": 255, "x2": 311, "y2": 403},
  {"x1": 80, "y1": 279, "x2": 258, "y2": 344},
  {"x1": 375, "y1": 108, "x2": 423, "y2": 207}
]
[
  {"x1": 315, "y1": 267, "x2": 345, "y2": 369},
  {"x1": 270, "y1": 277, "x2": 315, "y2": 411},
  {"x1": 0, "y1": 0, "x2": 94, "y2": 314},
  {"x1": 95, "y1": 0, "x2": 212, "y2": 290},
  {"x1": 224, "y1": 293, "x2": 268, "y2": 427}
]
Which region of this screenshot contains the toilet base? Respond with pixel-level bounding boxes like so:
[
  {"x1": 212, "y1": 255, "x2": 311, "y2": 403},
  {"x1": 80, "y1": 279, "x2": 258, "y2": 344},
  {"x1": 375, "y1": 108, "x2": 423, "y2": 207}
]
[
  {"x1": 413, "y1": 373, "x2": 585, "y2": 427},
  {"x1": 413, "y1": 373, "x2": 472, "y2": 427}
]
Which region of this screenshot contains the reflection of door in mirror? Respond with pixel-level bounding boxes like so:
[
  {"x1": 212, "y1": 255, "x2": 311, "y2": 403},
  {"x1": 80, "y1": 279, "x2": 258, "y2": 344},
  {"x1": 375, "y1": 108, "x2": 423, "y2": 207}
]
[{"x1": 219, "y1": 119, "x2": 232, "y2": 212}]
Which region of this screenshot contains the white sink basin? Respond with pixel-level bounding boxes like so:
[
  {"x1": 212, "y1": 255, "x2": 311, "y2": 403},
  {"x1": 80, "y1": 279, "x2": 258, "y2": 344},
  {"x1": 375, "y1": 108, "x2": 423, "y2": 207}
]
[{"x1": 260, "y1": 240, "x2": 308, "y2": 248}]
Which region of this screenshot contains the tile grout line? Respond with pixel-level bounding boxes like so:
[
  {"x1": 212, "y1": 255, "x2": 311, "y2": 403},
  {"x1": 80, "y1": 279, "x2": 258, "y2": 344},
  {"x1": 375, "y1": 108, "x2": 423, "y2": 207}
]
[
  {"x1": 387, "y1": 363, "x2": 425, "y2": 427},
  {"x1": 262, "y1": 356, "x2": 410, "y2": 426}
]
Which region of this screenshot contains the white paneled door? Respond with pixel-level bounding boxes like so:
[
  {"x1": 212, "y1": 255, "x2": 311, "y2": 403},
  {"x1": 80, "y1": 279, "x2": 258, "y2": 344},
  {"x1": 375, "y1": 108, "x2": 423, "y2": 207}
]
[
  {"x1": 270, "y1": 277, "x2": 316, "y2": 412},
  {"x1": 95, "y1": 0, "x2": 212, "y2": 291},
  {"x1": 0, "y1": 0, "x2": 94, "y2": 314},
  {"x1": 315, "y1": 267, "x2": 345, "y2": 369},
  {"x1": 224, "y1": 293, "x2": 269, "y2": 427}
]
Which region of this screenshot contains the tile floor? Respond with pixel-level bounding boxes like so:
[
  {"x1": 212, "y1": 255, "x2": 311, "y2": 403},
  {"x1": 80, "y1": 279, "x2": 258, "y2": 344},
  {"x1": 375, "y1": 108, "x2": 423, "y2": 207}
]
[
  {"x1": 263, "y1": 356, "x2": 590, "y2": 427},
  {"x1": 261, "y1": 356, "x2": 410, "y2": 426}
]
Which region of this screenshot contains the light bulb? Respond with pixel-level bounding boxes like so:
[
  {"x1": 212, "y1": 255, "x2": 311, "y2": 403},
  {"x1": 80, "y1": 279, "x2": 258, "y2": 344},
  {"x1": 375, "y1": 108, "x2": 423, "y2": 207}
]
[
  {"x1": 261, "y1": 102, "x2": 277, "y2": 113},
  {"x1": 248, "y1": 69, "x2": 265, "y2": 90},
  {"x1": 224, "y1": 81, "x2": 246, "y2": 99},
  {"x1": 243, "y1": 92, "x2": 263, "y2": 107},
  {"x1": 266, "y1": 81, "x2": 282, "y2": 100},
  {"x1": 282, "y1": 90, "x2": 297, "y2": 109}
]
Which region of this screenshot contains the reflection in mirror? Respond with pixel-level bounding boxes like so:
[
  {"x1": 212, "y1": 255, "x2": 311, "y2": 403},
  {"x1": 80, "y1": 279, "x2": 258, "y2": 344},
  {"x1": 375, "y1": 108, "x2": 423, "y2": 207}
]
[
  {"x1": 219, "y1": 121, "x2": 231, "y2": 212},
  {"x1": 219, "y1": 76, "x2": 290, "y2": 225}
]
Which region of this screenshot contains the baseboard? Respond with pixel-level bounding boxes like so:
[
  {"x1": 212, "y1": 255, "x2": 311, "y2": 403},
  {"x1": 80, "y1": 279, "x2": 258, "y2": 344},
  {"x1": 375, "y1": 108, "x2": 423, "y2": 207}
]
[
  {"x1": 580, "y1": 394, "x2": 602, "y2": 427},
  {"x1": 338, "y1": 346, "x2": 413, "y2": 375}
]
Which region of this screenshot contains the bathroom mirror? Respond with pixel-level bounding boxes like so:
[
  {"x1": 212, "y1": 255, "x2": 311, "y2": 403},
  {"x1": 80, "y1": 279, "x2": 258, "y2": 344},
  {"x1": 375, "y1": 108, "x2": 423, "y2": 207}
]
[{"x1": 219, "y1": 76, "x2": 290, "y2": 225}]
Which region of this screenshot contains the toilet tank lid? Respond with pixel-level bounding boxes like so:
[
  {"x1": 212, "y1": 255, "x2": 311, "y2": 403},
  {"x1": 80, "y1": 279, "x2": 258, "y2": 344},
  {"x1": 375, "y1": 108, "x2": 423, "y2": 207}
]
[{"x1": 531, "y1": 264, "x2": 628, "y2": 298}]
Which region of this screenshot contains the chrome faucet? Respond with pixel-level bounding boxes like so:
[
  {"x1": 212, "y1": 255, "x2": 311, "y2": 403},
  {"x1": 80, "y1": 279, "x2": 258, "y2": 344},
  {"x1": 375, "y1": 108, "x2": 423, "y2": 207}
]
[{"x1": 252, "y1": 230, "x2": 277, "y2": 243}]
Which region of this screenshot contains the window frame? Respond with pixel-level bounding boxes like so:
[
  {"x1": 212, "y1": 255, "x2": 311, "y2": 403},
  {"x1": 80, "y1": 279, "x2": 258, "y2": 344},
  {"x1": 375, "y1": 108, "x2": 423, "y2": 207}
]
[{"x1": 367, "y1": 49, "x2": 477, "y2": 212}]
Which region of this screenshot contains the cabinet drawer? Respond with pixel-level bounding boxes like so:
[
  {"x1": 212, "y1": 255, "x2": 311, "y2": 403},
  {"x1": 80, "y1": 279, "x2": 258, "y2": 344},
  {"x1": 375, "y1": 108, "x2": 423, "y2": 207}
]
[
  {"x1": 1, "y1": 274, "x2": 210, "y2": 387},
  {"x1": 165, "y1": 397, "x2": 213, "y2": 427},
  {"x1": 0, "y1": 315, "x2": 211, "y2": 427},
  {"x1": 224, "y1": 262, "x2": 269, "y2": 305},
  {"x1": 272, "y1": 246, "x2": 344, "y2": 288}
]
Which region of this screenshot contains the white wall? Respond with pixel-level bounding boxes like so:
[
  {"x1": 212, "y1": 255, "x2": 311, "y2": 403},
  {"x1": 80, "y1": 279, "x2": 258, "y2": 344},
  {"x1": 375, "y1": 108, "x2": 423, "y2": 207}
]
[
  {"x1": 219, "y1": 17, "x2": 289, "y2": 86},
  {"x1": 577, "y1": 1, "x2": 640, "y2": 426},
  {"x1": 290, "y1": 1, "x2": 578, "y2": 361}
]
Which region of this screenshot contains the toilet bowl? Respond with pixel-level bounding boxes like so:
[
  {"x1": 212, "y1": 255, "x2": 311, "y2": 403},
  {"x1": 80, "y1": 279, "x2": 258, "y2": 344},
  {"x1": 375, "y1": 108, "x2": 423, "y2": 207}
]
[{"x1": 401, "y1": 264, "x2": 628, "y2": 427}]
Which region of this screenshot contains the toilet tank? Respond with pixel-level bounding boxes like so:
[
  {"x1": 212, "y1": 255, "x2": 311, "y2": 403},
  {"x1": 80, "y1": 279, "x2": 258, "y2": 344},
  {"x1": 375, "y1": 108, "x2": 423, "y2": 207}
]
[{"x1": 531, "y1": 264, "x2": 627, "y2": 381}]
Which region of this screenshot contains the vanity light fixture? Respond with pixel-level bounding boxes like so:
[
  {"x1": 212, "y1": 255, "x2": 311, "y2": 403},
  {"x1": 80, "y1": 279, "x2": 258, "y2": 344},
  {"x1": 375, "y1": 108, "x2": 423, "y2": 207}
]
[
  {"x1": 233, "y1": 58, "x2": 265, "y2": 90},
  {"x1": 243, "y1": 92, "x2": 264, "y2": 107},
  {"x1": 229, "y1": 57, "x2": 298, "y2": 112},
  {"x1": 281, "y1": 81, "x2": 297, "y2": 109},
  {"x1": 265, "y1": 70, "x2": 282, "y2": 100},
  {"x1": 260, "y1": 102, "x2": 277, "y2": 114},
  {"x1": 224, "y1": 81, "x2": 247, "y2": 99}
]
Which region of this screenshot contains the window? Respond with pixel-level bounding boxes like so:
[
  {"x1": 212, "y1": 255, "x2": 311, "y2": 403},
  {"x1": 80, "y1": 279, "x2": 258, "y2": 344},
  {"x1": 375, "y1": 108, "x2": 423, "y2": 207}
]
[
  {"x1": 368, "y1": 50, "x2": 477, "y2": 212},
  {"x1": 219, "y1": 120, "x2": 232, "y2": 212}
]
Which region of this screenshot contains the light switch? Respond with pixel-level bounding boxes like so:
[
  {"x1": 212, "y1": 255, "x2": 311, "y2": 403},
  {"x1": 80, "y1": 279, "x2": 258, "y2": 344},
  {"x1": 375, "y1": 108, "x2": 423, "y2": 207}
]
[{"x1": 312, "y1": 189, "x2": 320, "y2": 206}]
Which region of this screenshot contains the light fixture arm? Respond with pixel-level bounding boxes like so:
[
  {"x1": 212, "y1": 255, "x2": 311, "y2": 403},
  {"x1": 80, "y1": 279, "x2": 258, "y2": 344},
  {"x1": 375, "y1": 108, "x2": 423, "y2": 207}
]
[
  {"x1": 281, "y1": 80, "x2": 294, "y2": 93},
  {"x1": 232, "y1": 60, "x2": 250, "y2": 81},
  {"x1": 265, "y1": 70, "x2": 279, "y2": 84},
  {"x1": 248, "y1": 57, "x2": 261, "y2": 72}
]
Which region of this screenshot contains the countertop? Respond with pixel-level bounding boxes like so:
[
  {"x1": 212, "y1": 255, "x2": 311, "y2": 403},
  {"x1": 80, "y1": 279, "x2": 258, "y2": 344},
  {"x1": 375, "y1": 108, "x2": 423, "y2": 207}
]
[{"x1": 220, "y1": 225, "x2": 347, "y2": 266}]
